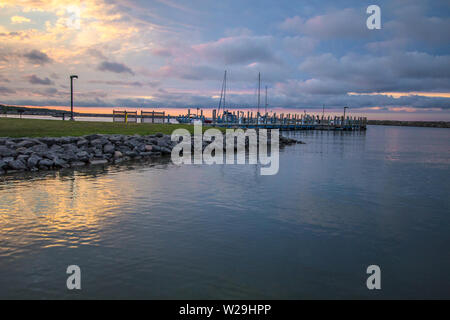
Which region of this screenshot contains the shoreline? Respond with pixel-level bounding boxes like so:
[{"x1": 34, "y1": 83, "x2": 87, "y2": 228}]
[
  {"x1": 0, "y1": 133, "x2": 300, "y2": 176},
  {"x1": 368, "y1": 120, "x2": 450, "y2": 128}
]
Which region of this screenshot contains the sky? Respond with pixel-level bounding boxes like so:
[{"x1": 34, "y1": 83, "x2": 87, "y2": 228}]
[{"x1": 0, "y1": 0, "x2": 449, "y2": 120}]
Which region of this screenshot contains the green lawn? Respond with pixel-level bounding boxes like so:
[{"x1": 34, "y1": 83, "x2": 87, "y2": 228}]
[{"x1": 0, "y1": 118, "x2": 218, "y2": 138}]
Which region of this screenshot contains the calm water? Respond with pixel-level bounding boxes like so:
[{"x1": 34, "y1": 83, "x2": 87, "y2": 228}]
[{"x1": 0, "y1": 126, "x2": 449, "y2": 299}]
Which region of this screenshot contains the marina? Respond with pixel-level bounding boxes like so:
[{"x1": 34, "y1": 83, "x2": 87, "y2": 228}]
[{"x1": 110, "y1": 108, "x2": 368, "y2": 131}]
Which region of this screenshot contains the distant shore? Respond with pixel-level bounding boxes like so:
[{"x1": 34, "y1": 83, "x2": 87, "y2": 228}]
[
  {"x1": 368, "y1": 120, "x2": 450, "y2": 128},
  {"x1": 2, "y1": 104, "x2": 449, "y2": 128}
]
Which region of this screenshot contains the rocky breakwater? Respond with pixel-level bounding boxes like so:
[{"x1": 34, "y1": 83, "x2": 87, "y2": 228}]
[{"x1": 0, "y1": 133, "x2": 303, "y2": 175}]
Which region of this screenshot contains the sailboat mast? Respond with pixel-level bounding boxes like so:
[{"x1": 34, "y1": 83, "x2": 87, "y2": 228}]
[
  {"x1": 257, "y1": 72, "x2": 261, "y2": 114},
  {"x1": 265, "y1": 86, "x2": 268, "y2": 114},
  {"x1": 224, "y1": 70, "x2": 227, "y2": 111}
]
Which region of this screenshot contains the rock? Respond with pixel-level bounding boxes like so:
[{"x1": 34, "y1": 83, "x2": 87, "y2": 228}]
[
  {"x1": 44, "y1": 152, "x2": 58, "y2": 160},
  {"x1": 90, "y1": 138, "x2": 108, "y2": 146},
  {"x1": 76, "y1": 151, "x2": 90, "y2": 162},
  {"x1": 76, "y1": 138, "x2": 88, "y2": 147},
  {"x1": 60, "y1": 150, "x2": 78, "y2": 162},
  {"x1": 89, "y1": 159, "x2": 108, "y2": 165},
  {"x1": 9, "y1": 159, "x2": 27, "y2": 171},
  {"x1": 109, "y1": 135, "x2": 123, "y2": 143},
  {"x1": 2, "y1": 157, "x2": 14, "y2": 164},
  {"x1": 27, "y1": 154, "x2": 42, "y2": 168},
  {"x1": 17, "y1": 154, "x2": 29, "y2": 162},
  {"x1": 126, "y1": 138, "x2": 142, "y2": 149},
  {"x1": 117, "y1": 146, "x2": 132, "y2": 153},
  {"x1": 39, "y1": 159, "x2": 54, "y2": 168},
  {"x1": 70, "y1": 161, "x2": 86, "y2": 167},
  {"x1": 144, "y1": 145, "x2": 153, "y2": 151},
  {"x1": 62, "y1": 143, "x2": 79, "y2": 152},
  {"x1": 30, "y1": 144, "x2": 48, "y2": 154},
  {"x1": 50, "y1": 144, "x2": 63, "y2": 153},
  {"x1": 16, "y1": 140, "x2": 36, "y2": 148},
  {"x1": 160, "y1": 147, "x2": 171, "y2": 155},
  {"x1": 84, "y1": 134, "x2": 104, "y2": 141},
  {"x1": 139, "y1": 152, "x2": 153, "y2": 157},
  {"x1": 15, "y1": 147, "x2": 28, "y2": 154},
  {"x1": 38, "y1": 137, "x2": 58, "y2": 146},
  {"x1": 125, "y1": 150, "x2": 138, "y2": 157},
  {"x1": 103, "y1": 144, "x2": 115, "y2": 154},
  {"x1": 114, "y1": 151, "x2": 123, "y2": 159},
  {"x1": 0, "y1": 146, "x2": 16, "y2": 157},
  {"x1": 54, "y1": 158, "x2": 69, "y2": 168},
  {"x1": 155, "y1": 132, "x2": 164, "y2": 138},
  {"x1": 0, "y1": 160, "x2": 7, "y2": 170}
]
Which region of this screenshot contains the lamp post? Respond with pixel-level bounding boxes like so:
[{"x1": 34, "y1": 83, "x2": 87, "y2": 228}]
[{"x1": 70, "y1": 75, "x2": 78, "y2": 120}]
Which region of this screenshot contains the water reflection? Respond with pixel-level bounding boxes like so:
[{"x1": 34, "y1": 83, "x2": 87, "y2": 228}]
[{"x1": 0, "y1": 126, "x2": 449, "y2": 299}]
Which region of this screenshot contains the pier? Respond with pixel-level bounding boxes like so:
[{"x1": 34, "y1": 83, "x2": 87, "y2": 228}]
[{"x1": 112, "y1": 108, "x2": 367, "y2": 131}]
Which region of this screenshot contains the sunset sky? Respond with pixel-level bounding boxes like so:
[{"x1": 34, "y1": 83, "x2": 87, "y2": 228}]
[{"x1": 0, "y1": 0, "x2": 449, "y2": 120}]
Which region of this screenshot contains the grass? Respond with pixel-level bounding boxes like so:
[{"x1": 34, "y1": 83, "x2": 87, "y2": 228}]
[{"x1": 0, "y1": 118, "x2": 221, "y2": 138}]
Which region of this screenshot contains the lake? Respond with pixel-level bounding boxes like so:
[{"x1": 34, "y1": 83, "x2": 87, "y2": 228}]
[{"x1": 0, "y1": 125, "x2": 449, "y2": 299}]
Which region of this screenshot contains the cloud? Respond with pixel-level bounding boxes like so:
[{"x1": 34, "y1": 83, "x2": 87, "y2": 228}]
[
  {"x1": 23, "y1": 50, "x2": 53, "y2": 65},
  {"x1": 384, "y1": 3, "x2": 450, "y2": 44},
  {"x1": 27, "y1": 74, "x2": 54, "y2": 85},
  {"x1": 283, "y1": 36, "x2": 319, "y2": 57},
  {"x1": 193, "y1": 36, "x2": 279, "y2": 65},
  {"x1": 89, "y1": 80, "x2": 143, "y2": 87},
  {"x1": 279, "y1": 8, "x2": 369, "y2": 39},
  {"x1": 0, "y1": 86, "x2": 15, "y2": 95},
  {"x1": 0, "y1": 75, "x2": 10, "y2": 83},
  {"x1": 151, "y1": 48, "x2": 172, "y2": 57},
  {"x1": 11, "y1": 15, "x2": 31, "y2": 24},
  {"x1": 97, "y1": 61, "x2": 134, "y2": 75}
]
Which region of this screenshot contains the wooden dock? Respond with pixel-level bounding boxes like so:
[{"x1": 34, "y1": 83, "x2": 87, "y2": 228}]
[
  {"x1": 112, "y1": 108, "x2": 367, "y2": 131},
  {"x1": 209, "y1": 110, "x2": 367, "y2": 131}
]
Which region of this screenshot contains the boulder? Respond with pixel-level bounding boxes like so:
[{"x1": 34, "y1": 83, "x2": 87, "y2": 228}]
[
  {"x1": 114, "y1": 151, "x2": 123, "y2": 159},
  {"x1": 70, "y1": 161, "x2": 86, "y2": 167},
  {"x1": 30, "y1": 144, "x2": 48, "y2": 154},
  {"x1": 90, "y1": 138, "x2": 108, "y2": 146},
  {"x1": 89, "y1": 159, "x2": 108, "y2": 165},
  {"x1": 17, "y1": 154, "x2": 29, "y2": 162},
  {"x1": 54, "y1": 158, "x2": 69, "y2": 168},
  {"x1": 27, "y1": 154, "x2": 42, "y2": 168},
  {"x1": 50, "y1": 144, "x2": 63, "y2": 153},
  {"x1": 9, "y1": 159, "x2": 27, "y2": 171},
  {"x1": 39, "y1": 159, "x2": 54, "y2": 168},
  {"x1": 84, "y1": 134, "x2": 103, "y2": 141},
  {"x1": 0, "y1": 146, "x2": 16, "y2": 157},
  {"x1": 103, "y1": 144, "x2": 115, "y2": 154},
  {"x1": 76, "y1": 138, "x2": 88, "y2": 147},
  {"x1": 16, "y1": 140, "x2": 36, "y2": 148},
  {"x1": 76, "y1": 151, "x2": 90, "y2": 162}
]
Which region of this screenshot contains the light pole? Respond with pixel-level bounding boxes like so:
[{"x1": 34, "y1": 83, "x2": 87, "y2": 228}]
[{"x1": 70, "y1": 75, "x2": 78, "y2": 120}]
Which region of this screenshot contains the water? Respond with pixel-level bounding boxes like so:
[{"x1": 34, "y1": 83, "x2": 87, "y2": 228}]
[{"x1": 0, "y1": 126, "x2": 449, "y2": 299}]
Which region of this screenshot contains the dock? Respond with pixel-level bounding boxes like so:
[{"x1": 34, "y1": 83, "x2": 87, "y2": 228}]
[{"x1": 111, "y1": 108, "x2": 367, "y2": 131}]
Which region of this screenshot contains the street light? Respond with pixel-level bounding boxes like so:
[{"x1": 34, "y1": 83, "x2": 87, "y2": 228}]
[{"x1": 70, "y1": 75, "x2": 78, "y2": 120}]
